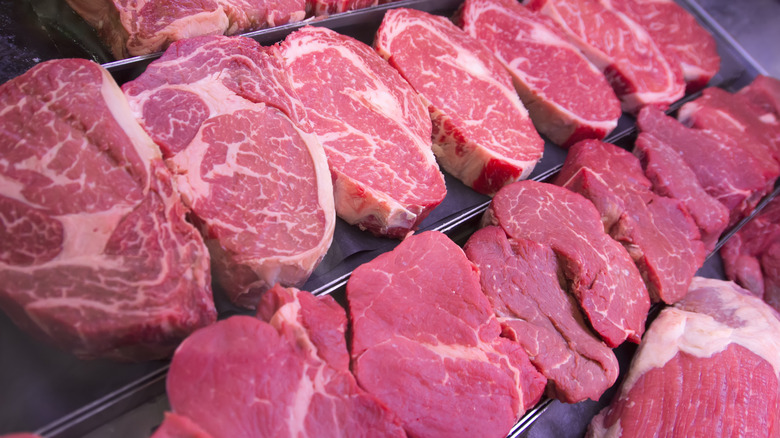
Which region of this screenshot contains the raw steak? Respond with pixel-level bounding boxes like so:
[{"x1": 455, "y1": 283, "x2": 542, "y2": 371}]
[
  {"x1": 347, "y1": 231, "x2": 546, "y2": 438},
  {"x1": 721, "y1": 196, "x2": 780, "y2": 311},
  {"x1": 739, "y1": 74, "x2": 780, "y2": 116},
  {"x1": 123, "y1": 35, "x2": 335, "y2": 309},
  {"x1": 588, "y1": 277, "x2": 780, "y2": 438},
  {"x1": 458, "y1": 0, "x2": 621, "y2": 148},
  {"x1": 167, "y1": 285, "x2": 406, "y2": 438},
  {"x1": 307, "y1": 0, "x2": 377, "y2": 15},
  {"x1": 0, "y1": 59, "x2": 215, "y2": 361},
  {"x1": 151, "y1": 413, "x2": 213, "y2": 438},
  {"x1": 527, "y1": 0, "x2": 685, "y2": 113},
  {"x1": 637, "y1": 106, "x2": 769, "y2": 225},
  {"x1": 280, "y1": 26, "x2": 446, "y2": 238},
  {"x1": 606, "y1": 0, "x2": 720, "y2": 92},
  {"x1": 633, "y1": 132, "x2": 729, "y2": 251},
  {"x1": 554, "y1": 140, "x2": 707, "y2": 304},
  {"x1": 375, "y1": 8, "x2": 543, "y2": 195},
  {"x1": 483, "y1": 180, "x2": 650, "y2": 347},
  {"x1": 463, "y1": 226, "x2": 619, "y2": 403},
  {"x1": 65, "y1": 0, "x2": 306, "y2": 58}
]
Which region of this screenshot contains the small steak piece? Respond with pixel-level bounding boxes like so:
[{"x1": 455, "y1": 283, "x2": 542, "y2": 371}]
[
  {"x1": 0, "y1": 59, "x2": 215, "y2": 361},
  {"x1": 281, "y1": 26, "x2": 446, "y2": 238},
  {"x1": 606, "y1": 0, "x2": 720, "y2": 92},
  {"x1": 307, "y1": 0, "x2": 377, "y2": 15},
  {"x1": 527, "y1": 0, "x2": 685, "y2": 113},
  {"x1": 484, "y1": 180, "x2": 650, "y2": 347},
  {"x1": 637, "y1": 106, "x2": 768, "y2": 225},
  {"x1": 458, "y1": 0, "x2": 621, "y2": 148},
  {"x1": 347, "y1": 231, "x2": 546, "y2": 438},
  {"x1": 167, "y1": 285, "x2": 406, "y2": 438},
  {"x1": 375, "y1": 8, "x2": 543, "y2": 195},
  {"x1": 555, "y1": 140, "x2": 707, "y2": 304},
  {"x1": 633, "y1": 132, "x2": 729, "y2": 251},
  {"x1": 588, "y1": 277, "x2": 780, "y2": 438},
  {"x1": 123, "y1": 36, "x2": 335, "y2": 309},
  {"x1": 738, "y1": 75, "x2": 780, "y2": 117},
  {"x1": 464, "y1": 226, "x2": 619, "y2": 403},
  {"x1": 151, "y1": 413, "x2": 213, "y2": 438}
]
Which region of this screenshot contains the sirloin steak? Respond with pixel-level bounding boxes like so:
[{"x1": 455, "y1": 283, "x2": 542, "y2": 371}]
[
  {"x1": 281, "y1": 26, "x2": 446, "y2": 238},
  {"x1": 347, "y1": 231, "x2": 546, "y2": 438},
  {"x1": 589, "y1": 277, "x2": 780, "y2": 438},
  {"x1": 484, "y1": 180, "x2": 650, "y2": 347},
  {"x1": 375, "y1": 8, "x2": 543, "y2": 195},
  {"x1": 167, "y1": 285, "x2": 405, "y2": 438},
  {"x1": 123, "y1": 35, "x2": 335, "y2": 309},
  {"x1": 458, "y1": 0, "x2": 621, "y2": 147},
  {"x1": 0, "y1": 59, "x2": 215, "y2": 361},
  {"x1": 464, "y1": 226, "x2": 619, "y2": 403}
]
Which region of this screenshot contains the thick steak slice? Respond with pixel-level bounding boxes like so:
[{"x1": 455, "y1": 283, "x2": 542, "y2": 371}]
[
  {"x1": 464, "y1": 226, "x2": 619, "y2": 403},
  {"x1": 738, "y1": 74, "x2": 780, "y2": 117},
  {"x1": 347, "y1": 231, "x2": 546, "y2": 438},
  {"x1": 123, "y1": 35, "x2": 335, "y2": 309},
  {"x1": 0, "y1": 59, "x2": 215, "y2": 361},
  {"x1": 637, "y1": 106, "x2": 769, "y2": 226},
  {"x1": 606, "y1": 0, "x2": 720, "y2": 92},
  {"x1": 167, "y1": 285, "x2": 405, "y2": 438},
  {"x1": 375, "y1": 8, "x2": 543, "y2": 195},
  {"x1": 458, "y1": 0, "x2": 621, "y2": 148},
  {"x1": 527, "y1": 0, "x2": 684, "y2": 113},
  {"x1": 281, "y1": 26, "x2": 446, "y2": 239},
  {"x1": 64, "y1": 0, "x2": 306, "y2": 58},
  {"x1": 588, "y1": 277, "x2": 780, "y2": 438},
  {"x1": 484, "y1": 180, "x2": 650, "y2": 347},
  {"x1": 555, "y1": 140, "x2": 707, "y2": 304},
  {"x1": 151, "y1": 413, "x2": 213, "y2": 438},
  {"x1": 633, "y1": 132, "x2": 729, "y2": 251}
]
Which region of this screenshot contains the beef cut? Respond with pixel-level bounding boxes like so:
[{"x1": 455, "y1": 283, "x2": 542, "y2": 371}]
[
  {"x1": 347, "y1": 231, "x2": 546, "y2": 438},
  {"x1": 633, "y1": 132, "x2": 729, "y2": 251},
  {"x1": 738, "y1": 74, "x2": 780, "y2": 117},
  {"x1": 151, "y1": 413, "x2": 213, "y2": 438},
  {"x1": 463, "y1": 226, "x2": 619, "y2": 403},
  {"x1": 123, "y1": 35, "x2": 335, "y2": 309},
  {"x1": 637, "y1": 106, "x2": 769, "y2": 225},
  {"x1": 588, "y1": 277, "x2": 780, "y2": 438},
  {"x1": 458, "y1": 0, "x2": 621, "y2": 148},
  {"x1": 554, "y1": 140, "x2": 707, "y2": 304},
  {"x1": 606, "y1": 0, "x2": 720, "y2": 92},
  {"x1": 167, "y1": 285, "x2": 406, "y2": 438},
  {"x1": 375, "y1": 8, "x2": 543, "y2": 195},
  {"x1": 483, "y1": 180, "x2": 650, "y2": 347},
  {"x1": 280, "y1": 26, "x2": 446, "y2": 238},
  {"x1": 0, "y1": 59, "x2": 216, "y2": 361},
  {"x1": 527, "y1": 0, "x2": 685, "y2": 113},
  {"x1": 307, "y1": 0, "x2": 377, "y2": 15}
]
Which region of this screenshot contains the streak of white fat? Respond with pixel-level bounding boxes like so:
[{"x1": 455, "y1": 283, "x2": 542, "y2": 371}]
[
  {"x1": 759, "y1": 113, "x2": 778, "y2": 124},
  {"x1": 56, "y1": 207, "x2": 134, "y2": 260},
  {"x1": 588, "y1": 413, "x2": 623, "y2": 438}
]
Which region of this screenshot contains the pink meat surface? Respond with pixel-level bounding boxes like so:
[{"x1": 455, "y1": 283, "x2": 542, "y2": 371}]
[
  {"x1": 738, "y1": 74, "x2": 780, "y2": 117},
  {"x1": 307, "y1": 0, "x2": 377, "y2": 15},
  {"x1": 151, "y1": 413, "x2": 214, "y2": 438}
]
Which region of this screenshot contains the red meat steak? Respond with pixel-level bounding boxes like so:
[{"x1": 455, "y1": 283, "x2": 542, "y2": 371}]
[
  {"x1": 375, "y1": 8, "x2": 543, "y2": 195},
  {"x1": 347, "y1": 231, "x2": 546, "y2": 438},
  {"x1": 464, "y1": 226, "x2": 619, "y2": 403},
  {"x1": 738, "y1": 74, "x2": 780, "y2": 117},
  {"x1": 589, "y1": 277, "x2": 780, "y2": 438},
  {"x1": 458, "y1": 0, "x2": 621, "y2": 148},
  {"x1": 151, "y1": 413, "x2": 213, "y2": 438},
  {"x1": 123, "y1": 35, "x2": 335, "y2": 309},
  {"x1": 0, "y1": 59, "x2": 215, "y2": 361},
  {"x1": 307, "y1": 0, "x2": 377, "y2": 15},
  {"x1": 484, "y1": 180, "x2": 650, "y2": 346}
]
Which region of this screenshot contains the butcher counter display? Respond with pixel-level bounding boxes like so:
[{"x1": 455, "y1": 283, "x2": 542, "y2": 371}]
[{"x1": 1, "y1": 0, "x2": 779, "y2": 437}]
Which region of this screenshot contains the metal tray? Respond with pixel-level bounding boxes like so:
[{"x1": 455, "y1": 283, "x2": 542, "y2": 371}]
[{"x1": 0, "y1": 0, "x2": 775, "y2": 436}]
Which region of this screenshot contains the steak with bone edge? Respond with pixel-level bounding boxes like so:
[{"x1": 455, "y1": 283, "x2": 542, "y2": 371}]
[
  {"x1": 605, "y1": 0, "x2": 720, "y2": 93},
  {"x1": 280, "y1": 26, "x2": 446, "y2": 239},
  {"x1": 347, "y1": 230, "x2": 546, "y2": 438},
  {"x1": 721, "y1": 196, "x2": 780, "y2": 312},
  {"x1": 375, "y1": 8, "x2": 543, "y2": 195},
  {"x1": 463, "y1": 226, "x2": 619, "y2": 403},
  {"x1": 0, "y1": 58, "x2": 215, "y2": 361},
  {"x1": 123, "y1": 35, "x2": 335, "y2": 309},
  {"x1": 588, "y1": 277, "x2": 780, "y2": 438},
  {"x1": 554, "y1": 139, "x2": 707, "y2": 304},
  {"x1": 637, "y1": 106, "x2": 770, "y2": 226},
  {"x1": 458, "y1": 0, "x2": 621, "y2": 148},
  {"x1": 526, "y1": 0, "x2": 685, "y2": 113},
  {"x1": 64, "y1": 0, "x2": 306, "y2": 58},
  {"x1": 484, "y1": 180, "x2": 650, "y2": 347},
  {"x1": 633, "y1": 132, "x2": 729, "y2": 252},
  {"x1": 151, "y1": 413, "x2": 214, "y2": 438},
  {"x1": 167, "y1": 284, "x2": 406, "y2": 438}
]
